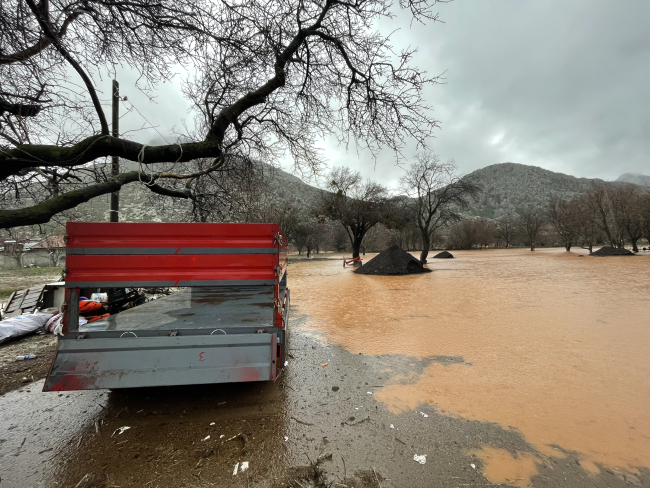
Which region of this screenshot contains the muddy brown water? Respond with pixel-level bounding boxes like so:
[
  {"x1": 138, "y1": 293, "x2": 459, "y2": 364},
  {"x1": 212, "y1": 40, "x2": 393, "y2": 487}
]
[
  {"x1": 290, "y1": 248, "x2": 650, "y2": 479},
  {"x1": 1, "y1": 248, "x2": 649, "y2": 487}
]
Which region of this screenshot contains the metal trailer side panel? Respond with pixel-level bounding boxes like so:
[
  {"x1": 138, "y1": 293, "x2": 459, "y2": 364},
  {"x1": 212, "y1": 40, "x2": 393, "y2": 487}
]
[
  {"x1": 43, "y1": 334, "x2": 277, "y2": 391},
  {"x1": 66, "y1": 222, "x2": 282, "y2": 250},
  {"x1": 46, "y1": 222, "x2": 289, "y2": 391}
]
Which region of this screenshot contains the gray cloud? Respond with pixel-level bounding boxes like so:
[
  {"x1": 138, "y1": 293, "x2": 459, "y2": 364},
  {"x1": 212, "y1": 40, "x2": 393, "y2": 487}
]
[{"x1": 112, "y1": 0, "x2": 650, "y2": 188}]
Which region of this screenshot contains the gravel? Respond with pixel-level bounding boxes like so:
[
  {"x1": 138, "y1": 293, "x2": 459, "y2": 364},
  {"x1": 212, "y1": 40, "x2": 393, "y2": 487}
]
[{"x1": 355, "y1": 244, "x2": 431, "y2": 275}]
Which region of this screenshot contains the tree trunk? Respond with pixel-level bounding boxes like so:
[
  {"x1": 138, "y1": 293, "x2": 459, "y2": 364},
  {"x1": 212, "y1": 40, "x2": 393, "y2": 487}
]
[
  {"x1": 530, "y1": 244, "x2": 535, "y2": 251},
  {"x1": 632, "y1": 239, "x2": 639, "y2": 252},
  {"x1": 351, "y1": 239, "x2": 361, "y2": 259},
  {"x1": 565, "y1": 243, "x2": 572, "y2": 252},
  {"x1": 419, "y1": 229, "x2": 430, "y2": 264}
]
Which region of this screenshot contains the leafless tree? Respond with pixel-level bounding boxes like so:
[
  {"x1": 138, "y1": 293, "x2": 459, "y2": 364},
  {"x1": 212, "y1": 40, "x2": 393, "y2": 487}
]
[
  {"x1": 293, "y1": 219, "x2": 325, "y2": 257},
  {"x1": 446, "y1": 220, "x2": 475, "y2": 250},
  {"x1": 641, "y1": 192, "x2": 650, "y2": 246},
  {"x1": 186, "y1": 156, "x2": 270, "y2": 222},
  {"x1": 473, "y1": 218, "x2": 495, "y2": 249},
  {"x1": 320, "y1": 167, "x2": 388, "y2": 258},
  {"x1": 516, "y1": 206, "x2": 545, "y2": 251},
  {"x1": 571, "y1": 194, "x2": 601, "y2": 254},
  {"x1": 446, "y1": 218, "x2": 493, "y2": 250},
  {"x1": 547, "y1": 198, "x2": 578, "y2": 251},
  {"x1": 399, "y1": 152, "x2": 481, "y2": 263},
  {"x1": 360, "y1": 223, "x2": 394, "y2": 254},
  {"x1": 617, "y1": 186, "x2": 644, "y2": 252},
  {"x1": 583, "y1": 185, "x2": 627, "y2": 248},
  {"x1": 390, "y1": 221, "x2": 423, "y2": 251},
  {"x1": 494, "y1": 213, "x2": 516, "y2": 248},
  {"x1": 1, "y1": 0, "x2": 446, "y2": 229}
]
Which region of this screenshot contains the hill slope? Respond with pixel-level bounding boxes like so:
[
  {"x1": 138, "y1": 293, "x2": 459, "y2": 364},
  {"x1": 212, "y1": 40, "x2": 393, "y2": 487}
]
[
  {"x1": 616, "y1": 173, "x2": 650, "y2": 187},
  {"x1": 463, "y1": 163, "x2": 606, "y2": 218},
  {"x1": 78, "y1": 161, "x2": 325, "y2": 223},
  {"x1": 78, "y1": 162, "x2": 638, "y2": 223}
]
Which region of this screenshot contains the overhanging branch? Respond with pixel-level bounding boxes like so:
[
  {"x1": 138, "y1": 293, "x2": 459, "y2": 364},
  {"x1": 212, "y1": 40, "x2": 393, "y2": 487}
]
[
  {"x1": 0, "y1": 170, "x2": 192, "y2": 229},
  {"x1": 0, "y1": 98, "x2": 42, "y2": 117},
  {"x1": 0, "y1": 135, "x2": 222, "y2": 180}
]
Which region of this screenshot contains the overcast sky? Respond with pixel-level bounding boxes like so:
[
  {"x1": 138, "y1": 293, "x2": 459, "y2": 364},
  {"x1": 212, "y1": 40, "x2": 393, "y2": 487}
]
[{"x1": 112, "y1": 0, "x2": 650, "y2": 189}]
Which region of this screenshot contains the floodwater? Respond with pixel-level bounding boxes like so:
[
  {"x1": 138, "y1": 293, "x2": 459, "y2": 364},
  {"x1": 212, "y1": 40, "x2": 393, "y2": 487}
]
[
  {"x1": 1, "y1": 248, "x2": 648, "y2": 487},
  {"x1": 290, "y1": 248, "x2": 650, "y2": 475}
]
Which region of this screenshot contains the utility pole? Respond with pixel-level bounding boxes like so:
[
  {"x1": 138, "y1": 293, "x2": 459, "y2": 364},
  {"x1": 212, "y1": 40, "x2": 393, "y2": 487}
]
[{"x1": 109, "y1": 79, "x2": 120, "y2": 222}]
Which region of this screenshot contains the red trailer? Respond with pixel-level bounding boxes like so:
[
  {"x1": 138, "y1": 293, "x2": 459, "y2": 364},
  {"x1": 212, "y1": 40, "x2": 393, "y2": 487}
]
[{"x1": 44, "y1": 222, "x2": 289, "y2": 391}]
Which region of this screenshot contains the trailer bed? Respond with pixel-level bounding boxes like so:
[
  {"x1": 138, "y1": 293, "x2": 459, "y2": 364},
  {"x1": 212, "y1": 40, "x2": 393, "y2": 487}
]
[
  {"x1": 81, "y1": 287, "x2": 275, "y2": 332},
  {"x1": 43, "y1": 222, "x2": 289, "y2": 392}
]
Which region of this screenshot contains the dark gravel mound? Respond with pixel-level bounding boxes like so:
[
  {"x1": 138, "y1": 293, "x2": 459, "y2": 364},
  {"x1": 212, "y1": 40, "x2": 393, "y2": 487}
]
[
  {"x1": 355, "y1": 244, "x2": 431, "y2": 275},
  {"x1": 433, "y1": 251, "x2": 454, "y2": 259},
  {"x1": 591, "y1": 246, "x2": 635, "y2": 256}
]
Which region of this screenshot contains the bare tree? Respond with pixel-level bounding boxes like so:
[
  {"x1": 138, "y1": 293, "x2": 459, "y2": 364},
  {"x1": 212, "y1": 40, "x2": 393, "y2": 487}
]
[
  {"x1": 547, "y1": 198, "x2": 578, "y2": 251},
  {"x1": 187, "y1": 157, "x2": 271, "y2": 222},
  {"x1": 494, "y1": 213, "x2": 516, "y2": 248},
  {"x1": 641, "y1": 192, "x2": 650, "y2": 247},
  {"x1": 399, "y1": 153, "x2": 481, "y2": 263},
  {"x1": 446, "y1": 218, "x2": 493, "y2": 250},
  {"x1": 617, "y1": 186, "x2": 644, "y2": 252},
  {"x1": 321, "y1": 167, "x2": 388, "y2": 258},
  {"x1": 517, "y1": 206, "x2": 545, "y2": 251},
  {"x1": 473, "y1": 219, "x2": 495, "y2": 249},
  {"x1": 292, "y1": 219, "x2": 326, "y2": 257},
  {"x1": 1, "y1": 0, "x2": 446, "y2": 229},
  {"x1": 583, "y1": 185, "x2": 629, "y2": 248},
  {"x1": 571, "y1": 194, "x2": 601, "y2": 254},
  {"x1": 446, "y1": 220, "x2": 476, "y2": 250}
]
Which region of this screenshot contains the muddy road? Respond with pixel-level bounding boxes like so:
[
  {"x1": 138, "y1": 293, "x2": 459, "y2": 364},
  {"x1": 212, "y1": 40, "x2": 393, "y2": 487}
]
[{"x1": 1, "y1": 249, "x2": 649, "y2": 487}]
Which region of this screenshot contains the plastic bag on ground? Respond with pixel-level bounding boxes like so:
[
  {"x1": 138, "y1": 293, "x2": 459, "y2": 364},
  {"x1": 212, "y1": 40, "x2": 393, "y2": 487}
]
[{"x1": 0, "y1": 312, "x2": 55, "y2": 344}]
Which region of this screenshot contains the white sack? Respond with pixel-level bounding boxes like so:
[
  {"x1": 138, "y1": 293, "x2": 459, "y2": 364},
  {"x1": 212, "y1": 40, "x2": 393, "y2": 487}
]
[{"x1": 0, "y1": 313, "x2": 54, "y2": 344}]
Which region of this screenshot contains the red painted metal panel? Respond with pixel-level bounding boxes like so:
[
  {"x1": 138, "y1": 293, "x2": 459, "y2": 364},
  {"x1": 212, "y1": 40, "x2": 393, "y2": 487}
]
[
  {"x1": 65, "y1": 222, "x2": 287, "y2": 287},
  {"x1": 67, "y1": 222, "x2": 281, "y2": 249},
  {"x1": 66, "y1": 254, "x2": 277, "y2": 285}
]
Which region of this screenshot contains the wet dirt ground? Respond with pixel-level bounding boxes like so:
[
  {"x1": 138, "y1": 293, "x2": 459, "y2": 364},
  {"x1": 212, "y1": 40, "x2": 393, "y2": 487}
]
[
  {"x1": 0, "y1": 333, "x2": 57, "y2": 395},
  {"x1": 1, "y1": 249, "x2": 649, "y2": 487}
]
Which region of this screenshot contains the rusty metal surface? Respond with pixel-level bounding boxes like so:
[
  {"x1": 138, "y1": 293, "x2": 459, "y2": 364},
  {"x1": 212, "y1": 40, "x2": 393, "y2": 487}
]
[
  {"x1": 80, "y1": 287, "x2": 275, "y2": 332},
  {"x1": 43, "y1": 333, "x2": 277, "y2": 391}
]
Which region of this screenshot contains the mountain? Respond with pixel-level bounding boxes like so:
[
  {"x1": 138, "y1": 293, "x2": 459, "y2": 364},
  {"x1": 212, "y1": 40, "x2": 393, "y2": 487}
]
[
  {"x1": 616, "y1": 173, "x2": 650, "y2": 187},
  {"x1": 462, "y1": 163, "x2": 606, "y2": 218},
  {"x1": 77, "y1": 161, "x2": 639, "y2": 223},
  {"x1": 77, "y1": 160, "x2": 325, "y2": 223}
]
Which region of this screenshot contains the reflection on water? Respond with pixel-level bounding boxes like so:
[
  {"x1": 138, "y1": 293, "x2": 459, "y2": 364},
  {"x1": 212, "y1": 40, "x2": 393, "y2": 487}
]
[{"x1": 290, "y1": 248, "x2": 650, "y2": 471}]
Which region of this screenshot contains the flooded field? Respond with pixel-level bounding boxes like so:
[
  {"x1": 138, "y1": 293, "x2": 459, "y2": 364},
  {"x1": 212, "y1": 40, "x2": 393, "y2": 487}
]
[
  {"x1": 290, "y1": 248, "x2": 650, "y2": 477},
  {"x1": 0, "y1": 248, "x2": 648, "y2": 487}
]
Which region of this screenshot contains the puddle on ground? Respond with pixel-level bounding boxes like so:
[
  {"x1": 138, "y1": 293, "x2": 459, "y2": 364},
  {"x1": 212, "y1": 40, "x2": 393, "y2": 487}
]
[
  {"x1": 289, "y1": 248, "x2": 650, "y2": 472},
  {"x1": 470, "y1": 446, "x2": 539, "y2": 487}
]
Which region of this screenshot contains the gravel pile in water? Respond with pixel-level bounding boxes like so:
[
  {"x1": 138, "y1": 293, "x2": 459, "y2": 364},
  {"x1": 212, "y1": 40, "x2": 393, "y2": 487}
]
[
  {"x1": 433, "y1": 251, "x2": 454, "y2": 259},
  {"x1": 591, "y1": 246, "x2": 635, "y2": 256},
  {"x1": 355, "y1": 244, "x2": 432, "y2": 275}
]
